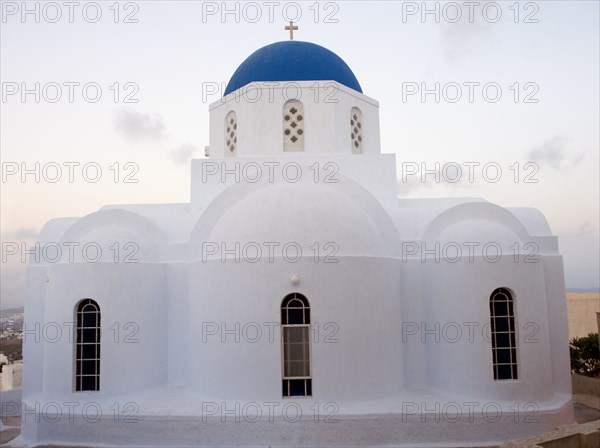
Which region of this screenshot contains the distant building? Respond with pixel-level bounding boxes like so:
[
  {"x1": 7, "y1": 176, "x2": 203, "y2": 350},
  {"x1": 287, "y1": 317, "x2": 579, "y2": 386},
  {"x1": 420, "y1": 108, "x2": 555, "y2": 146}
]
[
  {"x1": 20, "y1": 36, "x2": 573, "y2": 447},
  {"x1": 566, "y1": 292, "x2": 600, "y2": 340},
  {"x1": 0, "y1": 361, "x2": 22, "y2": 392}
]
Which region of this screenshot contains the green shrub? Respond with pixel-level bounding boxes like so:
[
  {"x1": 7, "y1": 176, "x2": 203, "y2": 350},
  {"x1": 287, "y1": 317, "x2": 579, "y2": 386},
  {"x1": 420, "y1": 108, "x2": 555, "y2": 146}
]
[{"x1": 570, "y1": 333, "x2": 600, "y2": 376}]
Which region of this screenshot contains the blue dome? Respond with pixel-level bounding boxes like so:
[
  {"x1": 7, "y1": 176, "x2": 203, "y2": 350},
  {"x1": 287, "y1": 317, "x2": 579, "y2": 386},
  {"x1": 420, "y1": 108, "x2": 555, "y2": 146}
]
[{"x1": 224, "y1": 41, "x2": 362, "y2": 96}]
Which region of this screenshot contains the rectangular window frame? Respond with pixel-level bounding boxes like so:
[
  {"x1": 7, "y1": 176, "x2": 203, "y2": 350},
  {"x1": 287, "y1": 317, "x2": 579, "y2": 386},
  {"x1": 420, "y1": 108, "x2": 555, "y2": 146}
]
[
  {"x1": 75, "y1": 301, "x2": 101, "y2": 392},
  {"x1": 490, "y1": 289, "x2": 519, "y2": 381},
  {"x1": 281, "y1": 323, "x2": 312, "y2": 398}
]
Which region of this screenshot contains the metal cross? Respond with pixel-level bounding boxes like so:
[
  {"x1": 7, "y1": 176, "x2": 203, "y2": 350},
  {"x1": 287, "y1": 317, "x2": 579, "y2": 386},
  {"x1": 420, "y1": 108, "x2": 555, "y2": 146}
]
[{"x1": 285, "y1": 21, "x2": 298, "y2": 40}]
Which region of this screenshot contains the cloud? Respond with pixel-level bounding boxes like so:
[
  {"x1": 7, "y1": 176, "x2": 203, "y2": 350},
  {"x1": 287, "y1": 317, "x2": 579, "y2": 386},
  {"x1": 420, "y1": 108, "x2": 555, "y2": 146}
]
[
  {"x1": 0, "y1": 263, "x2": 26, "y2": 310},
  {"x1": 1, "y1": 228, "x2": 38, "y2": 242},
  {"x1": 441, "y1": 24, "x2": 488, "y2": 62},
  {"x1": 397, "y1": 161, "x2": 475, "y2": 195},
  {"x1": 113, "y1": 110, "x2": 202, "y2": 164},
  {"x1": 397, "y1": 175, "x2": 432, "y2": 195},
  {"x1": 169, "y1": 143, "x2": 200, "y2": 164},
  {"x1": 0, "y1": 231, "x2": 32, "y2": 310},
  {"x1": 114, "y1": 108, "x2": 166, "y2": 141},
  {"x1": 558, "y1": 230, "x2": 600, "y2": 290},
  {"x1": 562, "y1": 221, "x2": 597, "y2": 238},
  {"x1": 527, "y1": 136, "x2": 583, "y2": 169},
  {"x1": 527, "y1": 136, "x2": 566, "y2": 168},
  {"x1": 438, "y1": 4, "x2": 495, "y2": 62}
]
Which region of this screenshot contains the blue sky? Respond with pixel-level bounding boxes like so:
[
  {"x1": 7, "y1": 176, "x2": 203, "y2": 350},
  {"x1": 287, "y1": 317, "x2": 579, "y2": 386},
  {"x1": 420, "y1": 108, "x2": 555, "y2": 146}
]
[{"x1": 1, "y1": 1, "x2": 598, "y2": 308}]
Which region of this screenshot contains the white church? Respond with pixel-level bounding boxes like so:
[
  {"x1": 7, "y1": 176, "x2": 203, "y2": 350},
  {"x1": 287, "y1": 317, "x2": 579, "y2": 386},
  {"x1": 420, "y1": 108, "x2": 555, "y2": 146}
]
[{"x1": 19, "y1": 32, "x2": 574, "y2": 447}]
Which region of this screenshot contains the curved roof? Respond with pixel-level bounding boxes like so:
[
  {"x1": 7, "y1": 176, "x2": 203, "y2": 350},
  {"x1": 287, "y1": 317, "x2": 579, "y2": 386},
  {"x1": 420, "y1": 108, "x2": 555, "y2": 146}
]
[
  {"x1": 224, "y1": 41, "x2": 362, "y2": 95},
  {"x1": 189, "y1": 180, "x2": 401, "y2": 259}
]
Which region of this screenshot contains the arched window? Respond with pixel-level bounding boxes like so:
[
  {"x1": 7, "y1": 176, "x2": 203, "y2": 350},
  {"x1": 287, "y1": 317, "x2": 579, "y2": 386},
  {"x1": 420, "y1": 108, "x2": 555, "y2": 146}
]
[
  {"x1": 351, "y1": 107, "x2": 363, "y2": 154},
  {"x1": 75, "y1": 299, "x2": 101, "y2": 391},
  {"x1": 490, "y1": 288, "x2": 518, "y2": 380},
  {"x1": 281, "y1": 293, "x2": 311, "y2": 397},
  {"x1": 283, "y1": 100, "x2": 305, "y2": 152},
  {"x1": 225, "y1": 111, "x2": 237, "y2": 157}
]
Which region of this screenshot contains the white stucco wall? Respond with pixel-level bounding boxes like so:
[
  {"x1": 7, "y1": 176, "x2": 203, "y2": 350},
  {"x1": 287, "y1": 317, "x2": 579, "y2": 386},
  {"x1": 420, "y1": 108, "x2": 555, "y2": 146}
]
[
  {"x1": 209, "y1": 81, "x2": 380, "y2": 157},
  {"x1": 186, "y1": 257, "x2": 403, "y2": 403}
]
